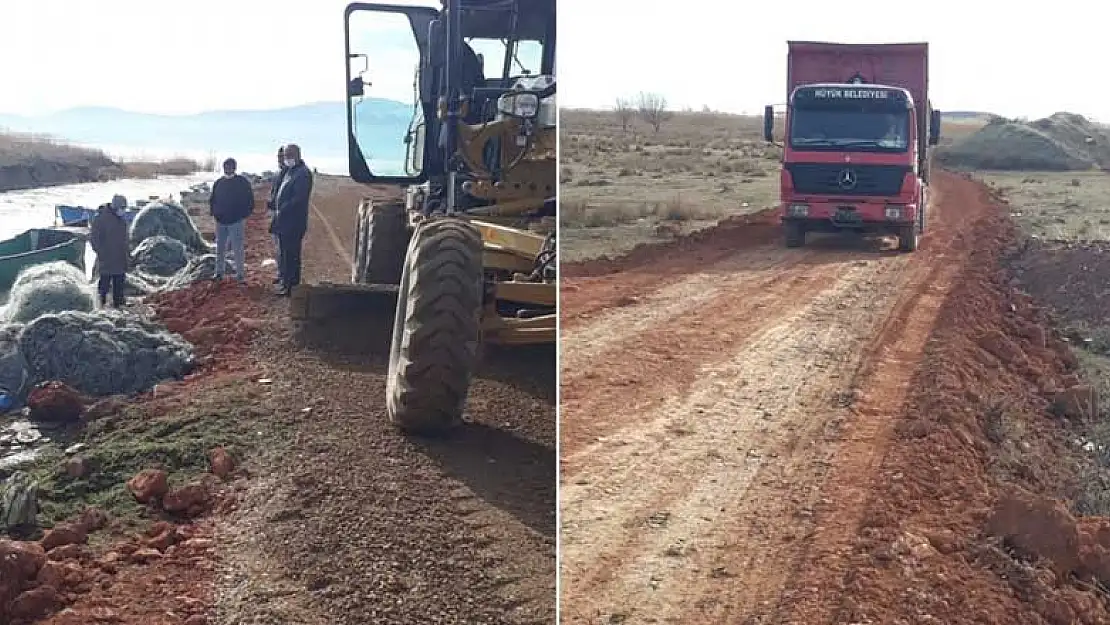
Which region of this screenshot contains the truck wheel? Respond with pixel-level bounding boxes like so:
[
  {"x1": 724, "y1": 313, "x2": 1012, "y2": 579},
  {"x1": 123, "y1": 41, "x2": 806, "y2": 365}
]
[
  {"x1": 386, "y1": 218, "x2": 484, "y2": 434},
  {"x1": 898, "y1": 224, "x2": 919, "y2": 252},
  {"x1": 785, "y1": 222, "x2": 806, "y2": 248},
  {"x1": 354, "y1": 200, "x2": 408, "y2": 285}
]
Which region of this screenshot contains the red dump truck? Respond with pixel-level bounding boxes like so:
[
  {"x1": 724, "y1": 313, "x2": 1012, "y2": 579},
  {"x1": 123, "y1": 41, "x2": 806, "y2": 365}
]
[{"x1": 763, "y1": 41, "x2": 941, "y2": 252}]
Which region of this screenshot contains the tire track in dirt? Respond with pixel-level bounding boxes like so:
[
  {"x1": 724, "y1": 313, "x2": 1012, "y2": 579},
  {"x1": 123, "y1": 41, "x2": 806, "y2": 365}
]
[
  {"x1": 561, "y1": 248, "x2": 797, "y2": 379},
  {"x1": 766, "y1": 172, "x2": 1007, "y2": 625},
  {"x1": 561, "y1": 212, "x2": 781, "y2": 330},
  {"x1": 560, "y1": 257, "x2": 914, "y2": 624},
  {"x1": 559, "y1": 171, "x2": 994, "y2": 624},
  {"x1": 560, "y1": 246, "x2": 867, "y2": 463}
]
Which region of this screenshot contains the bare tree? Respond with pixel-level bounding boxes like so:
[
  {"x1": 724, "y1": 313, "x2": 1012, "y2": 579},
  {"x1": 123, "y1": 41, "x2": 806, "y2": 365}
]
[
  {"x1": 637, "y1": 92, "x2": 672, "y2": 133},
  {"x1": 614, "y1": 98, "x2": 634, "y2": 132}
]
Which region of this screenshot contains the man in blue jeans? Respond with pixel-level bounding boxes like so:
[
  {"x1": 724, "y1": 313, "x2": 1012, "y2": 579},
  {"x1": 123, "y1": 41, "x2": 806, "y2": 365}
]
[{"x1": 209, "y1": 157, "x2": 255, "y2": 283}]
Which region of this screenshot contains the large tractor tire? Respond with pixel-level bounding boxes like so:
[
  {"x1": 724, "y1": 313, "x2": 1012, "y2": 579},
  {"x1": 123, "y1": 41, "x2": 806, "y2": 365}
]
[
  {"x1": 352, "y1": 199, "x2": 408, "y2": 285},
  {"x1": 386, "y1": 218, "x2": 484, "y2": 434}
]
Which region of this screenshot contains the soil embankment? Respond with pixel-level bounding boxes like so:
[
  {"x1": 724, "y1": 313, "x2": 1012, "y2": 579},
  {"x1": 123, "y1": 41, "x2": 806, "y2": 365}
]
[
  {"x1": 560, "y1": 169, "x2": 1110, "y2": 623},
  {"x1": 939, "y1": 112, "x2": 1110, "y2": 171}
]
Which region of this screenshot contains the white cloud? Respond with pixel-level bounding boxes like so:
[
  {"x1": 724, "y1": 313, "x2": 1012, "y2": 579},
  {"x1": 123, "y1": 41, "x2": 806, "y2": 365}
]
[{"x1": 558, "y1": 0, "x2": 1110, "y2": 120}]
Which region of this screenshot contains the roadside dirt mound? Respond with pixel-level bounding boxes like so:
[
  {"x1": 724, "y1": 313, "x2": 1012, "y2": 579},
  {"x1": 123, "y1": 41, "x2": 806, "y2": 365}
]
[
  {"x1": 145, "y1": 202, "x2": 271, "y2": 378},
  {"x1": 148, "y1": 281, "x2": 264, "y2": 376},
  {"x1": 562, "y1": 208, "x2": 780, "y2": 278},
  {"x1": 561, "y1": 209, "x2": 782, "y2": 327},
  {"x1": 0, "y1": 515, "x2": 220, "y2": 625},
  {"x1": 939, "y1": 112, "x2": 1110, "y2": 171},
  {"x1": 1012, "y1": 238, "x2": 1110, "y2": 329},
  {"x1": 777, "y1": 203, "x2": 1110, "y2": 622}
]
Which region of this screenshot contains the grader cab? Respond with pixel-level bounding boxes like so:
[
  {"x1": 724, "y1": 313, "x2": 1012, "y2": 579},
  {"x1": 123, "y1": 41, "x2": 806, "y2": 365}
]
[{"x1": 291, "y1": 0, "x2": 556, "y2": 435}]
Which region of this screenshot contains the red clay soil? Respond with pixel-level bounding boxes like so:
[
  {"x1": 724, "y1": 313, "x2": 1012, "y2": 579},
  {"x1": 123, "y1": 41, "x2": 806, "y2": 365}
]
[
  {"x1": 775, "y1": 191, "x2": 1110, "y2": 623},
  {"x1": 146, "y1": 204, "x2": 273, "y2": 377},
  {"x1": 560, "y1": 171, "x2": 1110, "y2": 624},
  {"x1": 561, "y1": 209, "x2": 781, "y2": 326},
  {"x1": 1, "y1": 192, "x2": 275, "y2": 625},
  {"x1": 1012, "y1": 239, "x2": 1110, "y2": 328},
  {"x1": 3, "y1": 514, "x2": 223, "y2": 625}
]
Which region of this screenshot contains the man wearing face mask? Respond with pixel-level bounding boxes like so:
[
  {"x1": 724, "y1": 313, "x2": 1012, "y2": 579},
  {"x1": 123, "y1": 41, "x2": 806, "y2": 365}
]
[
  {"x1": 89, "y1": 194, "x2": 130, "y2": 308},
  {"x1": 209, "y1": 157, "x2": 255, "y2": 283},
  {"x1": 266, "y1": 146, "x2": 288, "y2": 284},
  {"x1": 270, "y1": 143, "x2": 313, "y2": 296}
]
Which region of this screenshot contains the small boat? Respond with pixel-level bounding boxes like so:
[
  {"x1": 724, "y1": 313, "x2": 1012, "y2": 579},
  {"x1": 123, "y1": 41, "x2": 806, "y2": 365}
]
[
  {"x1": 55, "y1": 204, "x2": 95, "y2": 227},
  {"x1": 55, "y1": 204, "x2": 141, "y2": 227},
  {"x1": 0, "y1": 228, "x2": 88, "y2": 292}
]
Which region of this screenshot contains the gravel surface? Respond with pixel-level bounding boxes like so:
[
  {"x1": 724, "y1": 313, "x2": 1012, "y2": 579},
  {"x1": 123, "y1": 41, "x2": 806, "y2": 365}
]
[{"x1": 214, "y1": 177, "x2": 556, "y2": 625}]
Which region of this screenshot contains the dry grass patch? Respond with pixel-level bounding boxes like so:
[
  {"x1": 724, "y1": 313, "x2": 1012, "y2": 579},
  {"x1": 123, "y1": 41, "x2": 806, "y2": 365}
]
[
  {"x1": 979, "y1": 171, "x2": 1110, "y2": 241},
  {"x1": 560, "y1": 109, "x2": 780, "y2": 260},
  {"x1": 120, "y1": 157, "x2": 210, "y2": 178}
]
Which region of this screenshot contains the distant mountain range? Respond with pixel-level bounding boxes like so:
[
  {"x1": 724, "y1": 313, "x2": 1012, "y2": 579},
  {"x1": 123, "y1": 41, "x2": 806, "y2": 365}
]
[{"x1": 0, "y1": 100, "x2": 413, "y2": 166}]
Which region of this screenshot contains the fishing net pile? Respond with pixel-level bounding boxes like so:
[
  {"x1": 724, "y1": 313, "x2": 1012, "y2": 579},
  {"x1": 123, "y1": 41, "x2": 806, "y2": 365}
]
[
  {"x1": 128, "y1": 201, "x2": 211, "y2": 254},
  {"x1": 0, "y1": 309, "x2": 195, "y2": 398},
  {"x1": 118, "y1": 200, "x2": 244, "y2": 295},
  {"x1": 131, "y1": 235, "x2": 189, "y2": 276},
  {"x1": 0, "y1": 262, "x2": 96, "y2": 324},
  {"x1": 0, "y1": 262, "x2": 195, "y2": 402},
  {"x1": 0, "y1": 324, "x2": 28, "y2": 400},
  {"x1": 162, "y1": 255, "x2": 236, "y2": 291}
]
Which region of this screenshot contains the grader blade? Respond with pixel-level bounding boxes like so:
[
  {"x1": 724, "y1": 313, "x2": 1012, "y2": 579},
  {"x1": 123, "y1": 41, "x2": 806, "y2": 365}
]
[{"x1": 289, "y1": 282, "x2": 398, "y2": 322}]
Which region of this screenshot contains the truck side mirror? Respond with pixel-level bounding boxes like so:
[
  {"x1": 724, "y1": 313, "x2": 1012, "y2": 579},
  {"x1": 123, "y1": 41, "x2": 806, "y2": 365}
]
[
  {"x1": 763, "y1": 105, "x2": 774, "y2": 142},
  {"x1": 348, "y1": 76, "x2": 364, "y2": 98},
  {"x1": 929, "y1": 109, "x2": 942, "y2": 146}
]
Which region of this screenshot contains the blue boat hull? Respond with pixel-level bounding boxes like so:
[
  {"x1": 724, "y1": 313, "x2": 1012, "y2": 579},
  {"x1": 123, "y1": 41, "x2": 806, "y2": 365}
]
[{"x1": 55, "y1": 205, "x2": 140, "y2": 227}]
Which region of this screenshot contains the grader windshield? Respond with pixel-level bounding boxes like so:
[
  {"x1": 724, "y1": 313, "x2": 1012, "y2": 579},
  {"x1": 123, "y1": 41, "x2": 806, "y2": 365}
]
[{"x1": 344, "y1": 0, "x2": 555, "y2": 186}]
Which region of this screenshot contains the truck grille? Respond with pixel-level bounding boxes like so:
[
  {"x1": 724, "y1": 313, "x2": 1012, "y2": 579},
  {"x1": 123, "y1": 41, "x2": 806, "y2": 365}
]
[{"x1": 785, "y1": 163, "x2": 909, "y2": 196}]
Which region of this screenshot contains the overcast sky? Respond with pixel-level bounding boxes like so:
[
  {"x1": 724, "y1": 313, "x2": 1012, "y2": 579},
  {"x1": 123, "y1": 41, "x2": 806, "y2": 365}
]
[
  {"x1": 558, "y1": 0, "x2": 1110, "y2": 121},
  {"x1": 0, "y1": 0, "x2": 440, "y2": 116},
  {"x1": 9, "y1": 1, "x2": 1105, "y2": 121}
]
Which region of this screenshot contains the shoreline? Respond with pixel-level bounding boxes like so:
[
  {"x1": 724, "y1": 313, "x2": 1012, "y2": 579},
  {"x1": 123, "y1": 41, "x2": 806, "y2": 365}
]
[{"x1": 0, "y1": 131, "x2": 212, "y2": 195}]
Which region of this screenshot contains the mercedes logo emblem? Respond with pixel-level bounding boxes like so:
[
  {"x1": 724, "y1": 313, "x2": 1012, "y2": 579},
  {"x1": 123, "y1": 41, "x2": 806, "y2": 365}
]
[{"x1": 837, "y1": 168, "x2": 858, "y2": 190}]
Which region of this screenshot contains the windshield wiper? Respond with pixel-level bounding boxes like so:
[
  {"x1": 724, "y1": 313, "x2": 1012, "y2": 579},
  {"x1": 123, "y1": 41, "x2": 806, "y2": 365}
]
[{"x1": 791, "y1": 138, "x2": 839, "y2": 147}]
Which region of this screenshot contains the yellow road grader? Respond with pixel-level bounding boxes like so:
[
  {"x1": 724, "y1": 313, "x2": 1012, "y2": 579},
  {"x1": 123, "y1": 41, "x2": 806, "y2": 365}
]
[{"x1": 292, "y1": 0, "x2": 556, "y2": 435}]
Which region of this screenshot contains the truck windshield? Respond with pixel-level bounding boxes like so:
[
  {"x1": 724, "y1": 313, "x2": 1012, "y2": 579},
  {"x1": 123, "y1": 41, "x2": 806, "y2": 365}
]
[{"x1": 789, "y1": 110, "x2": 910, "y2": 152}]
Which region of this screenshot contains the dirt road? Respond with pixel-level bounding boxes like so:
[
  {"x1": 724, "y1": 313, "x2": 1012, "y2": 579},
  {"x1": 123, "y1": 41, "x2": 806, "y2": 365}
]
[
  {"x1": 559, "y1": 170, "x2": 1007, "y2": 623},
  {"x1": 213, "y1": 176, "x2": 556, "y2": 625}
]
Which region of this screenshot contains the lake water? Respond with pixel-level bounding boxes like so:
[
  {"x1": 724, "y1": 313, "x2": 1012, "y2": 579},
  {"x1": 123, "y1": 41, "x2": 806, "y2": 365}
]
[{"x1": 0, "y1": 173, "x2": 217, "y2": 241}]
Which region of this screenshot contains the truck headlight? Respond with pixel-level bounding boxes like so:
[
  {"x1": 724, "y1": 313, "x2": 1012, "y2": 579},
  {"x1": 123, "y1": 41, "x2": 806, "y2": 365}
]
[
  {"x1": 499, "y1": 93, "x2": 540, "y2": 118},
  {"x1": 884, "y1": 205, "x2": 904, "y2": 220},
  {"x1": 787, "y1": 203, "x2": 809, "y2": 217}
]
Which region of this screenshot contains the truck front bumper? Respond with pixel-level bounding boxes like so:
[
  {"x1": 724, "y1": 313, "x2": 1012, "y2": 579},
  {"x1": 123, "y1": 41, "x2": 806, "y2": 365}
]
[{"x1": 781, "y1": 200, "x2": 918, "y2": 233}]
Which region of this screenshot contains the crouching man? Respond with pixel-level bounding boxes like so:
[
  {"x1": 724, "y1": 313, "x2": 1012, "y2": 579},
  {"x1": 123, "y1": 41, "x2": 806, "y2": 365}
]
[{"x1": 90, "y1": 194, "x2": 130, "y2": 308}]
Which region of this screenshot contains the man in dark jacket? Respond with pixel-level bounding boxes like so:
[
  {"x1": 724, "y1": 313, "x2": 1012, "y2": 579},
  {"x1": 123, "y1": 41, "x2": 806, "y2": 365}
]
[
  {"x1": 271, "y1": 143, "x2": 313, "y2": 296},
  {"x1": 266, "y1": 146, "x2": 288, "y2": 285},
  {"x1": 89, "y1": 194, "x2": 130, "y2": 308},
  {"x1": 209, "y1": 157, "x2": 255, "y2": 283}
]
